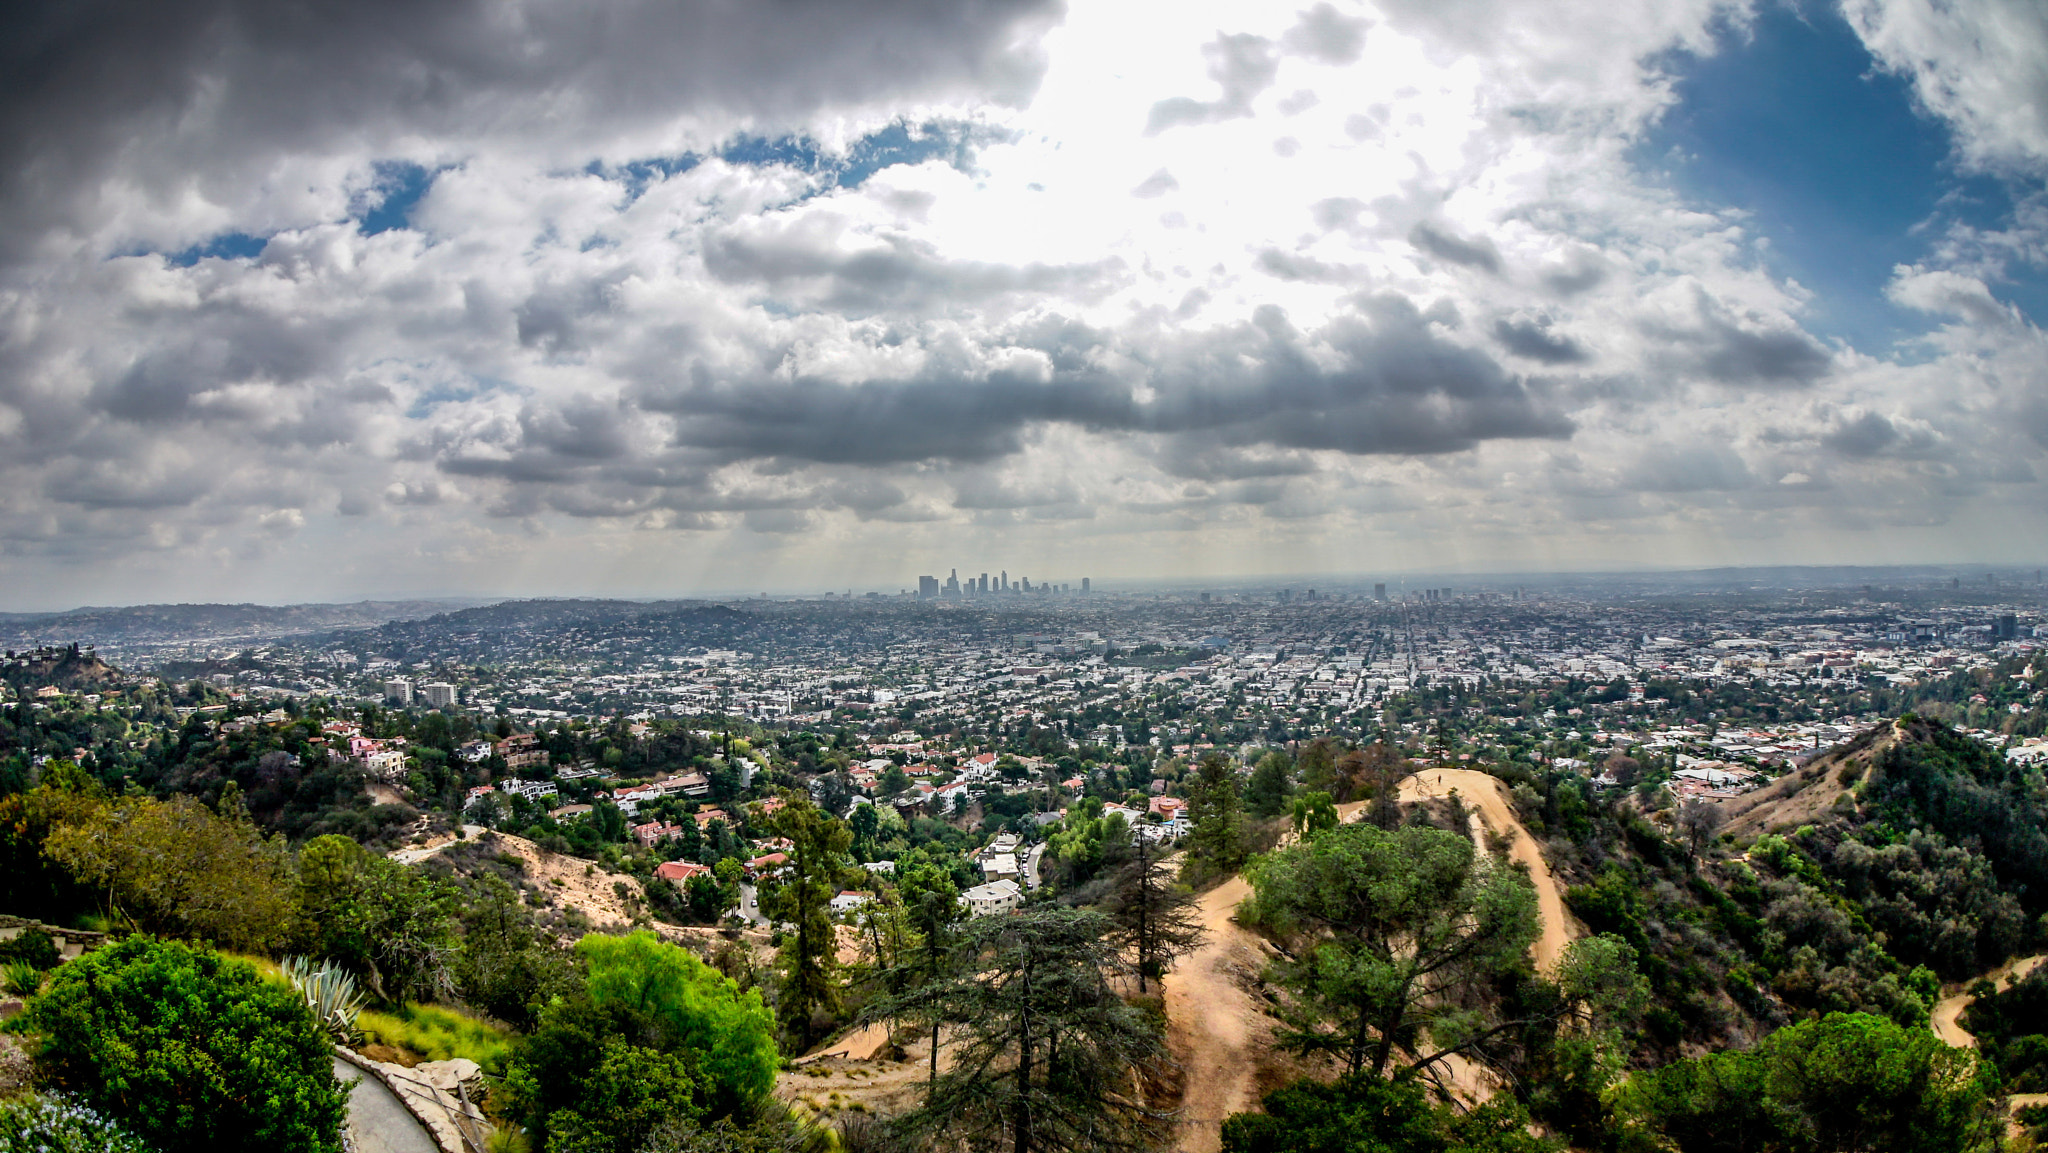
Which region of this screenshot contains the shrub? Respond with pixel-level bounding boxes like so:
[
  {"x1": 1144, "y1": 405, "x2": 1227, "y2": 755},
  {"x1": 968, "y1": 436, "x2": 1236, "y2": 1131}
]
[
  {"x1": 0, "y1": 929, "x2": 59, "y2": 971},
  {"x1": 1, "y1": 961, "x2": 42, "y2": 997},
  {"x1": 356, "y1": 1002, "x2": 512, "y2": 1072},
  {"x1": 4, "y1": 935, "x2": 348, "y2": 1153},
  {"x1": 0, "y1": 1092, "x2": 154, "y2": 1153}
]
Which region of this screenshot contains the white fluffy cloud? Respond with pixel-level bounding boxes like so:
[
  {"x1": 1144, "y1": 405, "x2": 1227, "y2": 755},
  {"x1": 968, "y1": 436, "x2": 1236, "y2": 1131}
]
[{"x1": 0, "y1": 0, "x2": 2043, "y2": 606}]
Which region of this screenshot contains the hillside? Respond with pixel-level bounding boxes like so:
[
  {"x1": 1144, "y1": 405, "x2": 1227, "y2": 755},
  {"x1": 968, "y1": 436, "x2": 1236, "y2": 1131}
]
[{"x1": 1716, "y1": 720, "x2": 1890, "y2": 840}]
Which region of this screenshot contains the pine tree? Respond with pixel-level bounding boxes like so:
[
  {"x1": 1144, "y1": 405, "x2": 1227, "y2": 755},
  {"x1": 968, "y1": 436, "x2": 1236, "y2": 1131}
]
[
  {"x1": 1185, "y1": 752, "x2": 1247, "y2": 876},
  {"x1": 1103, "y1": 834, "x2": 1206, "y2": 992},
  {"x1": 876, "y1": 906, "x2": 1168, "y2": 1153}
]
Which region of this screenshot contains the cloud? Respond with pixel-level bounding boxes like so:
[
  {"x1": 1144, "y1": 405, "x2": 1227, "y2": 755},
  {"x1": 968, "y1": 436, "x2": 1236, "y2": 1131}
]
[
  {"x1": 1280, "y1": 3, "x2": 1371, "y2": 65},
  {"x1": 1492, "y1": 315, "x2": 1589, "y2": 364},
  {"x1": 1842, "y1": 0, "x2": 2048, "y2": 175},
  {"x1": 1407, "y1": 222, "x2": 1502, "y2": 274},
  {"x1": 1145, "y1": 32, "x2": 1280, "y2": 133}
]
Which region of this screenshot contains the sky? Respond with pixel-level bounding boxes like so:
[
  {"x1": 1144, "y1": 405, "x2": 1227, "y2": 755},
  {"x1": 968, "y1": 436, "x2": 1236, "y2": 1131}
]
[{"x1": 0, "y1": 0, "x2": 2045, "y2": 609}]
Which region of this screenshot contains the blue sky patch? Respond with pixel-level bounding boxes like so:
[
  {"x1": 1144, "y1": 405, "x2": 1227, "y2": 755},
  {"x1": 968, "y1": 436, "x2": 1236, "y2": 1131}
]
[
  {"x1": 600, "y1": 120, "x2": 1001, "y2": 205},
  {"x1": 165, "y1": 232, "x2": 268, "y2": 266},
  {"x1": 360, "y1": 162, "x2": 440, "y2": 235},
  {"x1": 1641, "y1": 0, "x2": 2043, "y2": 349}
]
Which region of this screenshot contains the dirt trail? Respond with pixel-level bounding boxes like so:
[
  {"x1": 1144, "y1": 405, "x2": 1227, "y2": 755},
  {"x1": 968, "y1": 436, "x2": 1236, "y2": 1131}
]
[
  {"x1": 1398, "y1": 768, "x2": 1578, "y2": 973},
  {"x1": 1163, "y1": 767, "x2": 1575, "y2": 1151},
  {"x1": 1163, "y1": 872, "x2": 1277, "y2": 1153},
  {"x1": 1932, "y1": 953, "x2": 2046, "y2": 1048}
]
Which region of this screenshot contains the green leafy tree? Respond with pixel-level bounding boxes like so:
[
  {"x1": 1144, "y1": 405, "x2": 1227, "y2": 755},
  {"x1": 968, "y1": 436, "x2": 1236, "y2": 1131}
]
[
  {"x1": 874, "y1": 906, "x2": 1167, "y2": 1153},
  {"x1": 43, "y1": 790, "x2": 295, "y2": 950},
  {"x1": 1103, "y1": 834, "x2": 1206, "y2": 992},
  {"x1": 290, "y1": 833, "x2": 457, "y2": 1002},
  {"x1": 450, "y1": 873, "x2": 579, "y2": 1030},
  {"x1": 7, "y1": 936, "x2": 349, "y2": 1153},
  {"x1": 577, "y1": 930, "x2": 778, "y2": 1114},
  {"x1": 1291, "y1": 791, "x2": 1338, "y2": 839},
  {"x1": 1241, "y1": 821, "x2": 1538, "y2": 1077},
  {"x1": 761, "y1": 795, "x2": 852, "y2": 1051},
  {"x1": 1618, "y1": 1011, "x2": 1994, "y2": 1153},
  {"x1": 1221, "y1": 1072, "x2": 1558, "y2": 1153},
  {"x1": 544, "y1": 1040, "x2": 701, "y2": 1153}
]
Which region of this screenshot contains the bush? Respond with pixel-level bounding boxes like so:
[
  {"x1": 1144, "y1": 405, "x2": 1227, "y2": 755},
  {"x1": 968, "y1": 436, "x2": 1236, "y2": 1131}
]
[
  {"x1": 0, "y1": 1093, "x2": 154, "y2": 1153},
  {"x1": 0, "y1": 930, "x2": 59, "y2": 971},
  {"x1": 4, "y1": 935, "x2": 348, "y2": 1153},
  {"x1": 355, "y1": 1002, "x2": 513, "y2": 1072}
]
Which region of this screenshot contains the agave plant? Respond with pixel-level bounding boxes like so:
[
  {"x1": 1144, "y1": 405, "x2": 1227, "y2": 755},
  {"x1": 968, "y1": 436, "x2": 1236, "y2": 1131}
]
[
  {"x1": 0, "y1": 960, "x2": 40, "y2": 997},
  {"x1": 282, "y1": 955, "x2": 365, "y2": 1046}
]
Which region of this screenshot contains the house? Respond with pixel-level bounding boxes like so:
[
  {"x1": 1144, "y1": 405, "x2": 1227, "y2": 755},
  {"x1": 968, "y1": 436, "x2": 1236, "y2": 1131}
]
[
  {"x1": 693, "y1": 808, "x2": 730, "y2": 828},
  {"x1": 981, "y1": 853, "x2": 1020, "y2": 882},
  {"x1": 632, "y1": 821, "x2": 686, "y2": 847},
  {"x1": 495, "y1": 733, "x2": 547, "y2": 771},
  {"x1": 745, "y1": 852, "x2": 790, "y2": 878},
  {"x1": 830, "y1": 890, "x2": 875, "y2": 915},
  {"x1": 655, "y1": 860, "x2": 712, "y2": 884},
  {"x1": 362, "y1": 749, "x2": 409, "y2": 782},
  {"x1": 1147, "y1": 796, "x2": 1191, "y2": 832},
  {"x1": 462, "y1": 785, "x2": 496, "y2": 809},
  {"x1": 961, "y1": 878, "x2": 1024, "y2": 917}
]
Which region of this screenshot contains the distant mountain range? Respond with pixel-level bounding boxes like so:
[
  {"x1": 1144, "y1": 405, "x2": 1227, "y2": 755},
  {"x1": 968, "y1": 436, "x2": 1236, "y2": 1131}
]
[{"x1": 0, "y1": 600, "x2": 500, "y2": 651}]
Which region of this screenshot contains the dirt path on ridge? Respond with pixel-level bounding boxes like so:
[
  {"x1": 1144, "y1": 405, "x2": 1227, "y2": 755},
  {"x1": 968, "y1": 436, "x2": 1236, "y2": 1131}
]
[
  {"x1": 1163, "y1": 872, "x2": 1277, "y2": 1153},
  {"x1": 1933, "y1": 953, "x2": 2047, "y2": 1048},
  {"x1": 1399, "y1": 768, "x2": 1578, "y2": 973}
]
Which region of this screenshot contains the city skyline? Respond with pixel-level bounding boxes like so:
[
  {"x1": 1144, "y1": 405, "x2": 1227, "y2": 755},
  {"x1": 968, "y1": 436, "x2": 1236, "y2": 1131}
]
[{"x1": 1, "y1": 0, "x2": 2044, "y2": 608}]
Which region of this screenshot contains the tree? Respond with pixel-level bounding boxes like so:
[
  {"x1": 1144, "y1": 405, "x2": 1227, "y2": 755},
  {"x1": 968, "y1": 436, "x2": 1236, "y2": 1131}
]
[
  {"x1": 1618, "y1": 1012, "x2": 1994, "y2": 1153},
  {"x1": 450, "y1": 874, "x2": 579, "y2": 1030},
  {"x1": 760, "y1": 795, "x2": 852, "y2": 1051},
  {"x1": 892, "y1": 847, "x2": 964, "y2": 1085},
  {"x1": 1291, "y1": 791, "x2": 1338, "y2": 839},
  {"x1": 1245, "y1": 751, "x2": 1295, "y2": 819},
  {"x1": 1185, "y1": 753, "x2": 1247, "y2": 877},
  {"x1": 577, "y1": 930, "x2": 779, "y2": 1114},
  {"x1": 1220, "y1": 1072, "x2": 1558, "y2": 1153},
  {"x1": 290, "y1": 833, "x2": 457, "y2": 1003},
  {"x1": 873, "y1": 907, "x2": 1167, "y2": 1153},
  {"x1": 44, "y1": 790, "x2": 295, "y2": 951},
  {"x1": 1241, "y1": 821, "x2": 1538, "y2": 1077},
  {"x1": 1103, "y1": 834, "x2": 1206, "y2": 992},
  {"x1": 9, "y1": 936, "x2": 349, "y2": 1153},
  {"x1": 1674, "y1": 797, "x2": 1726, "y2": 863}
]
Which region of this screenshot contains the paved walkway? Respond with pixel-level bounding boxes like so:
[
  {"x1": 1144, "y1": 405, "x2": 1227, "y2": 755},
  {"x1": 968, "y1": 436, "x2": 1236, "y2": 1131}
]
[{"x1": 334, "y1": 1056, "x2": 439, "y2": 1153}]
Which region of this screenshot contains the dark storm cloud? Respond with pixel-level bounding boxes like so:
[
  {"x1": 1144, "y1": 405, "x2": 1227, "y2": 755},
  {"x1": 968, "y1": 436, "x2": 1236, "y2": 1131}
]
[
  {"x1": 620, "y1": 292, "x2": 1573, "y2": 471},
  {"x1": 1492, "y1": 314, "x2": 1589, "y2": 364},
  {"x1": 702, "y1": 221, "x2": 1127, "y2": 314},
  {"x1": 1145, "y1": 33, "x2": 1279, "y2": 133},
  {"x1": 1407, "y1": 222, "x2": 1503, "y2": 274},
  {"x1": 0, "y1": 0, "x2": 1064, "y2": 262},
  {"x1": 1647, "y1": 292, "x2": 1834, "y2": 389}
]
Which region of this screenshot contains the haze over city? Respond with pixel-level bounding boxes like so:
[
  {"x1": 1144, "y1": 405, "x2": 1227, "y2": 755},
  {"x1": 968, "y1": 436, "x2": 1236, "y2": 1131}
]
[{"x1": 2, "y1": 0, "x2": 2044, "y2": 609}]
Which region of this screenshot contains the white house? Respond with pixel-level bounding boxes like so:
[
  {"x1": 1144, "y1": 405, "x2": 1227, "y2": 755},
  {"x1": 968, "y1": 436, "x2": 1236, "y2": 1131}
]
[{"x1": 961, "y1": 878, "x2": 1023, "y2": 917}]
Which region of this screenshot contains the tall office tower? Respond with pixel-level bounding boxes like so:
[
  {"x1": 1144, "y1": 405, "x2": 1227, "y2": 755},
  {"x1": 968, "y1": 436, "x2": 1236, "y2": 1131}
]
[
  {"x1": 918, "y1": 575, "x2": 939, "y2": 598},
  {"x1": 1081, "y1": 577, "x2": 1090, "y2": 593},
  {"x1": 1200, "y1": 592, "x2": 1211, "y2": 603},
  {"x1": 1000, "y1": 570, "x2": 1008, "y2": 591},
  {"x1": 1022, "y1": 577, "x2": 1031, "y2": 592},
  {"x1": 980, "y1": 573, "x2": 989, "y2": 593},
  {"x1": 1307, "y1": 588, "x2": 1316, "y2": 600},
  {"x1": 944, "y1": 569, "x2": 961, "y2": 597},
  {"x1": 1374, "y1": 583, "x2": 1387, "y2": 601},
  {"x1": 385, "y1": 678, "x2": 413, "y2": 705}
]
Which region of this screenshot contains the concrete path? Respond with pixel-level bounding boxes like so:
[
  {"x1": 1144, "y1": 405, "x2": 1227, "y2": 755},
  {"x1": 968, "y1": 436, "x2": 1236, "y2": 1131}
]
[{"x1": 334, "y1": 1056, "x2": 439, "y2": 1153}]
